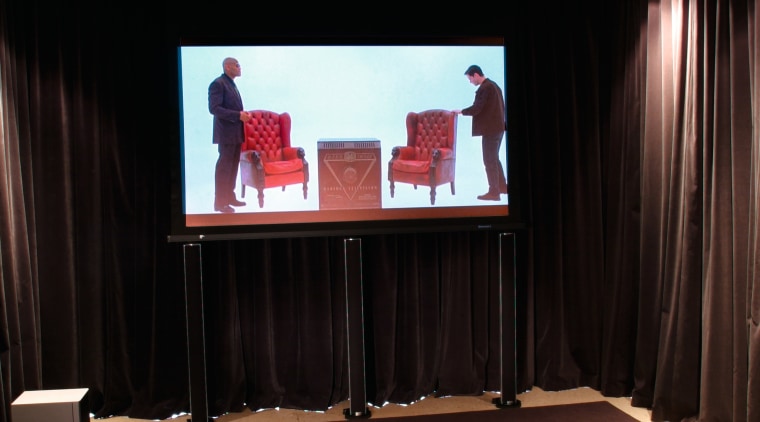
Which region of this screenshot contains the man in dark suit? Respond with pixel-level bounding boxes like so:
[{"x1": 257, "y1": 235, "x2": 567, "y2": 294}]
[
  {"x1": 209, "y1": 57, "x2": 252, "y2": 213},
  {"x1": 453, "y1": 65, "x2": 508, "y2": 201}
]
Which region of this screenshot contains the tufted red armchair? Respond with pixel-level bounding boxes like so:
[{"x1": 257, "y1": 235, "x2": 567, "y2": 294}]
[
  {"x1": 239, "y1": 110, "x2": 309, "y2": 208},
  {"x1": 388, "y1": 109, "x2": 457, "y2": 205}
]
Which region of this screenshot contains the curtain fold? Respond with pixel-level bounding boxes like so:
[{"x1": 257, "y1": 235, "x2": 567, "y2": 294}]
[
  {"x1": 699, "y1": 1, "x2": 754, "y2": 421},
  {"x1": 748, "y1": 5, "x2": 760, "y2": 422},
  {"x1": 640, "y1": 1, "x2": 703, "y2": 420},
  {"x1": 601, "y1": 0, "x2": 645, "y2": 401},
  {"x1": 526, "y1": 2, "x2": 609, "y2": 393},
  {"x1": 0, "y1": 1, "x2": 42, "y2": 421}
]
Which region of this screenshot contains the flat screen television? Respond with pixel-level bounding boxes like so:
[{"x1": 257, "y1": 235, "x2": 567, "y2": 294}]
[{"x1": 167, "y1": 35, "x2": 524, "y2": 241}]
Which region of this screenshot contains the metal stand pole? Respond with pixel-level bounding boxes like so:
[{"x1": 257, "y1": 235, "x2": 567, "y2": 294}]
[
  {"x1": 183, "y1": 243, "x2": 212, "y2": 421},
  {"x1": 493, "y1": 233, "x2": 521, "y2": 409},
  {"x1": 342, "y1": 238, "x2": 372, "y2": 419}
]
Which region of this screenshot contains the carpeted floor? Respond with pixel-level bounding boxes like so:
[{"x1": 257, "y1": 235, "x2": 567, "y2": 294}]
[
  {"x1": 332, "y1": 401, "x2": 639, "y2": 422},
  {"x1": 98, "y1": 387, "x2": 651, "y2": 421}
]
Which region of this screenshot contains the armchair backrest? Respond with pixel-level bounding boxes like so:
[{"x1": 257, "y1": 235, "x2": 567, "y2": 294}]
[
  {"x1": 406, "y1": 109, "x2": 457, "y2": 161},
  {"x1": 242, "y1": 110, "x2": 292, "y2": 161}
]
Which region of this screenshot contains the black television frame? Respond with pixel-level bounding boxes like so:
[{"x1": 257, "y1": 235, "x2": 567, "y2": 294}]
[{"x1": 167, "y1": 35, "x2": 525, "y2": 242}]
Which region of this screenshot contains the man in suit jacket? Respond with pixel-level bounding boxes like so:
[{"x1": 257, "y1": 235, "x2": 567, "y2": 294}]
[
  {"x1": 453, "y1": 65, "x2": 508, "y2": 201},
  {"x1": 209, "y1": 57, "x2": 252, "y2": 213}
]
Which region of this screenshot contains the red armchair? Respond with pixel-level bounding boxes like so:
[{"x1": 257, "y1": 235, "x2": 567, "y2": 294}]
[
  {"x1": 239, "y1": 110, "x2": 309, "y2": 208},
  {"x1": 388, "y1": 109, "x2": 458, "y2": 205}
]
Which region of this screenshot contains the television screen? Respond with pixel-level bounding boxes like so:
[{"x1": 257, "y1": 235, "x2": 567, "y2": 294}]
[{"x1": 168, "y1": 37, "x2": 521, "y2": 241}]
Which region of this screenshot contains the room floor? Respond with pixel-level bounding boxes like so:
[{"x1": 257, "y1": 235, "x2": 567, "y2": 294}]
[{"x1": 97, "y1": 386, "x2": 651, "y2": 421}]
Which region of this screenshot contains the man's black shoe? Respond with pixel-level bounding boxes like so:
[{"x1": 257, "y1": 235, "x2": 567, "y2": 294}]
[
  {"x1": 229, "y1": 199, "x2": 246, "y2": 207},
  {"x1": 214, "y1": 204, "x2": 235, "y2": 213},
  {"x1": 477, "y1": 192, "x2": 501, "y2": 201}
]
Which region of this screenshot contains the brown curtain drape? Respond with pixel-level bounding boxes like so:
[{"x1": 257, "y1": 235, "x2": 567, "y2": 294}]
[
  {"x1": 614, "y1": 1, "x2": 758, "y2": 420},
  {"x1": 521, "y1": 0, "x2": 760, "y2": 421},
  {"x1": 1, "y1": 2, "x2": 759, "y2": 422}
]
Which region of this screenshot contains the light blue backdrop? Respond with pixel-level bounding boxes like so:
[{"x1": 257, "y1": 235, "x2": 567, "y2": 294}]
[{"x1": 179, "y1": 45, "x2": 507, "y2": 214}]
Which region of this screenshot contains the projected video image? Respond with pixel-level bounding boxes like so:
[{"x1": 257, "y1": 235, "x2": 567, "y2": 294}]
[{"x1": 178, "y1": 42, "x2": 507, "y2": 230}]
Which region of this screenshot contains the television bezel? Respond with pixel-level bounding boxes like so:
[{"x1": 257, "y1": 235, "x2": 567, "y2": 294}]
[{"x1": 167, "y1": 35, "x2": 526, "y2": 242}]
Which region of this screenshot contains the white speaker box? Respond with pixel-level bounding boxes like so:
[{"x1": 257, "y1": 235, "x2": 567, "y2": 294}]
[{"x1": 11, "y1": 388, "x2": 89, "y2": 422}]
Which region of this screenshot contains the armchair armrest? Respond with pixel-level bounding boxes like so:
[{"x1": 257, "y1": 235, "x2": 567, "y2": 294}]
[
  {"x1": 282, "y1": 146, "x2": 307, "y2": 161},
  {"x1": 391, "y1": 146, "x2": 416, "y2": 160},
  {"x1": 241, "y1": 150, "x2": 265, "y2": 172},
  {"x1": 433, "y1": 147, "x2": 453, "y2": 161}
]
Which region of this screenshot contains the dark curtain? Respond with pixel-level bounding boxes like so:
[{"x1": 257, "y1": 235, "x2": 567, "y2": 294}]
[{"x1": 1, "y1": 2, "x2": 759, "y2": 422}]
